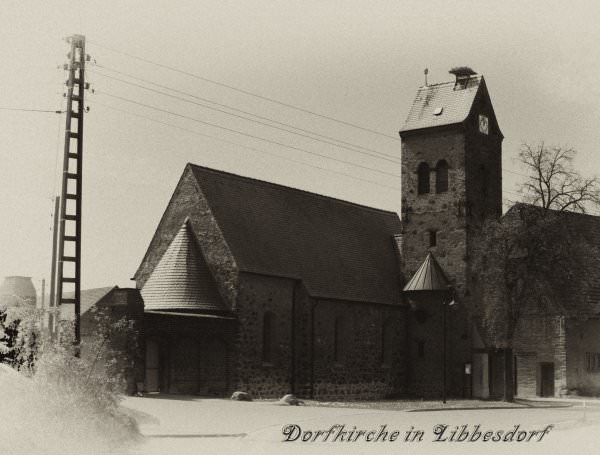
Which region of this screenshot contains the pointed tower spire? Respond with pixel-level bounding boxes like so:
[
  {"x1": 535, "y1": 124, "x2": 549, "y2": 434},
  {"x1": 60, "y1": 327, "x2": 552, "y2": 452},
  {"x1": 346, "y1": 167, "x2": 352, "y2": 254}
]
[
  {"x1": 403, "y1": 252, "x2": 450, "y2": 292},
  {"x1": 141, "y1": 219, "x2": 226, "y2": 312}
]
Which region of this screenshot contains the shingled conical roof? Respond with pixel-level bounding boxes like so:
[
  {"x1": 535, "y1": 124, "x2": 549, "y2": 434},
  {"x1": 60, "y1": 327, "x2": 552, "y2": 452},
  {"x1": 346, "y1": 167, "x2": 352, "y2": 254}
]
[
  {"x1": 403, "y1": 252, "x2": 450, "y2": 292},
  {"x1": 141, "y1": 219, "x2": 226, "y2": 312}
]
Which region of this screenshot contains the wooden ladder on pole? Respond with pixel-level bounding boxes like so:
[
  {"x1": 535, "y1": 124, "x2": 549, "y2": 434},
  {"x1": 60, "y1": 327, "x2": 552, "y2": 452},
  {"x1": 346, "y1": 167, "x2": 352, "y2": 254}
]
[{"x1": 56, "y1": 34, "x2": 87, "y2": 347}]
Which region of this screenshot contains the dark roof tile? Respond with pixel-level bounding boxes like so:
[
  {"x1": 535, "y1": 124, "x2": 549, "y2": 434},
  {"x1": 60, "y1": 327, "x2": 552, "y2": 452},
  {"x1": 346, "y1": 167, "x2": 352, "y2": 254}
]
[{"x1": 188, "y1": 165, "x2": 403, "y2": 305}]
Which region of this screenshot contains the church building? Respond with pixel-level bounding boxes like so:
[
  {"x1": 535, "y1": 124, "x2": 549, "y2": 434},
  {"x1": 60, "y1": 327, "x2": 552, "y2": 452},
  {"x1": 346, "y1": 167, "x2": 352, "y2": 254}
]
[{"x1": 133, "y1": 68, "x2": 505, "y2": 399}]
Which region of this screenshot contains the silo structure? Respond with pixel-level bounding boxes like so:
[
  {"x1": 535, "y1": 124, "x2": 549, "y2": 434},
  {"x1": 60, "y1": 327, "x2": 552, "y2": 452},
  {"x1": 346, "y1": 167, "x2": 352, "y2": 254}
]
[{"x1": 0, "y1": 276, "x2": 37, "y2": 307}]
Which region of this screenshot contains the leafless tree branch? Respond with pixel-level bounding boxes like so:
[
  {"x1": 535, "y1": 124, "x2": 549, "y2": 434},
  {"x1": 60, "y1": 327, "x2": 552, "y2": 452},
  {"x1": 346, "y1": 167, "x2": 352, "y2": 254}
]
[{"x1": 517, "y1": 142, "x2": 600, "y2": 214}]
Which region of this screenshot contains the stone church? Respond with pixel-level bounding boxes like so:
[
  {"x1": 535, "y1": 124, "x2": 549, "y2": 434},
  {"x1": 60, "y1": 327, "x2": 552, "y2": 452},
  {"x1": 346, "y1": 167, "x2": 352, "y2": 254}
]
[
  {"x1": 130, "y1": 68, "x2": 495, "y2": 399},
  {"x1": 128, "y1": 68, "x2": 600, "y2": 399}
]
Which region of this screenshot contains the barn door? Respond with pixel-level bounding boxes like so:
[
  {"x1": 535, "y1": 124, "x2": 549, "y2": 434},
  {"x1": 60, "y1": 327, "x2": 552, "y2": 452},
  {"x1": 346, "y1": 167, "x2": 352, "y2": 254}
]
[{"x1": 540, "y1": 362, "x2": 555, "y2": 397}]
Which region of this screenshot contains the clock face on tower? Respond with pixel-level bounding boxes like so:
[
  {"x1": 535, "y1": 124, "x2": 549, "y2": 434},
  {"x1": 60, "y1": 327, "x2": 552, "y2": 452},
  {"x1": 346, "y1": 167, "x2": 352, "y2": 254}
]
[{"x1": 479, "y1": 114, "x2": 489, "y2": 135}]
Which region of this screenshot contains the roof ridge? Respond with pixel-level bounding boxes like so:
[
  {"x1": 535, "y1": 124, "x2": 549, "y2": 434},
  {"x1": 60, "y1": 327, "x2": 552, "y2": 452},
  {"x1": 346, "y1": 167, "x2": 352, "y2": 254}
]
[
  {"x1": 417, "y1": 75, "x2": 483, "y2": 90},
  {"x1": 187, "y1": 163, "x2": 400, "y2": 217},
  {"x1": 507, "y1": 203, "x2": 600, "y2": 220}
]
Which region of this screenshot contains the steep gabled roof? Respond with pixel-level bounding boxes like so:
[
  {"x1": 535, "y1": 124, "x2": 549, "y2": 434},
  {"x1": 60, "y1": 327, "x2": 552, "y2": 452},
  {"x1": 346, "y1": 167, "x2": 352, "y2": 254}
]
[
  {"x1": 60, "y1": 286, "x2": 116, "y2": 321},
  {"x1": 141, "y1": 219, "x2": 226, "y2": 312},
  {"x1": 400, "y1": 76, "x2": 482, "y2": 133},
  {"x1": 137, "y1": 164, "x2": 403, "y2": 306},
  {"x1": 505, "y1": 204, "x2": 600, "y2": 316},
  {"x1": 188, "y1": 164, "x2": 403, "y2": 305}
]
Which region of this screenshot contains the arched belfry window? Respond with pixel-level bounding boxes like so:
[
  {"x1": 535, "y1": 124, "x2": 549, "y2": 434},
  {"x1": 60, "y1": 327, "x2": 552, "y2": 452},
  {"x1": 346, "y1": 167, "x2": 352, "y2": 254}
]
[
  {"x1": 417, "y1": 162, "x2": 430, "y2": 194},
  {"x1": 262, "y1": 311, "x2": 275, "y2": 363},
  {"x1": 435, "y1": 160, "x2": 449, "y2": 193}
]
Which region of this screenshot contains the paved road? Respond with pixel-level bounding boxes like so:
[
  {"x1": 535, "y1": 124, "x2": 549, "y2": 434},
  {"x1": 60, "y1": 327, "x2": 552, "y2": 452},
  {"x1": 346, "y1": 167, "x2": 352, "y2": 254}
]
[{"x1": 124, "y1": 396, "x2": 600, "y2": 455}]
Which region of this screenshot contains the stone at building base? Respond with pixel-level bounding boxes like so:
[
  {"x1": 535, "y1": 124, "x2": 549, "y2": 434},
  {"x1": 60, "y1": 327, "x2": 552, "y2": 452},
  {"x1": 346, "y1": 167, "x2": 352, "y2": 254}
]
[
  {"x1": 276, "y1": 394, "x2": 305, "y2": 406},
  {"x1": 231, "y1": 391, "x2": 253, "y2": 401}
]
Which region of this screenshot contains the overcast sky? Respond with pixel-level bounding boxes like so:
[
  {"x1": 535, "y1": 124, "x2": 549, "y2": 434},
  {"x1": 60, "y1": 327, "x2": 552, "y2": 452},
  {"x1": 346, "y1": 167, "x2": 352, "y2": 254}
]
[{"x1": 1, "y1": 0, "x2": 599, "y2": 293}]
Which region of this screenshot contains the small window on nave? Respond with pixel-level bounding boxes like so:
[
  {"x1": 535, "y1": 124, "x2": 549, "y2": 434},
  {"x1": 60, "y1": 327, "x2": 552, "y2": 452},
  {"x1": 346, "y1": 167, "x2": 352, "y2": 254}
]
[{"x1": 262, "y1": 311, "x2": 276, "y2": 363}]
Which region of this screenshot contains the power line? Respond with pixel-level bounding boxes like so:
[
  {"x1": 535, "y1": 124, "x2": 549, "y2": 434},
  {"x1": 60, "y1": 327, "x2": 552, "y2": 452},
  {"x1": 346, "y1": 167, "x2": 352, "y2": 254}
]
[
  {"x1": 89, "y1": 99, "x2": 402, "y2": 192},
  {"x1": 0, "y1": 107, "x2": 64, "y2": 114},
  {"x1": 89, "y1": 65, "x2": 402, "y2": 163},
  {"x1": 96, "y1": 90, "x2": 402, "y2": 179},
  {"x1": 88, "y1": 39, "x2": 401, "y2": 140}
]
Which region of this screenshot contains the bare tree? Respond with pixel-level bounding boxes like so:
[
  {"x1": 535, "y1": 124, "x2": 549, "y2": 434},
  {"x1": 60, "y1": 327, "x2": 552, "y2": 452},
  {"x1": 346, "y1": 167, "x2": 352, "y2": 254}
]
[{"x1": 519, "y1": 142, "x2": 600, "y2": 213}]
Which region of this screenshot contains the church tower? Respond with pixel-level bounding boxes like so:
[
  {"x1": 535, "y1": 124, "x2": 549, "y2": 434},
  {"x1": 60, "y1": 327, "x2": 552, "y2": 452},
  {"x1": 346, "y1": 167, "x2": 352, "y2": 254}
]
[{"x1": 399, "y1": 67, "x2": 503, "y2": 397}]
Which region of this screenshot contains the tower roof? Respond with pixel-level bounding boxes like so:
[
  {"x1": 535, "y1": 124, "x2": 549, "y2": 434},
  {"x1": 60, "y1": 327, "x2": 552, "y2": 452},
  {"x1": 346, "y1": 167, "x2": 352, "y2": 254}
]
[
  {"x1": 400, "y1": 75, "x2": 483, "y2": 133},
  {"x1": 141, "y1": 219, "x2": 226, "y2": 312},
  {"x1": 403, "y1": 252, "x2": 451, "y2": 292}
]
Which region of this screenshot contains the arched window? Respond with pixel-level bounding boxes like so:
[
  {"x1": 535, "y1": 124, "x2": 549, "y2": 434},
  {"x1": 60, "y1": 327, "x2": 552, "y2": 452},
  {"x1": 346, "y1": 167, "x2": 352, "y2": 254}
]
[
  {"x1": 333, "y1": 316, "x2": 347, "y2": 363},
  {"x1": 262, "y1": 311, "x2": 275, "y2": 363},
  {"x1": 417, "y1": 162, "x2": 430, "y2": 194},
  {"x1": 381, "y1": 321, "x2": 394, "y2": 366},
  {"x1": 435, "y1": 160, "x2": 449, "y2": 193}
]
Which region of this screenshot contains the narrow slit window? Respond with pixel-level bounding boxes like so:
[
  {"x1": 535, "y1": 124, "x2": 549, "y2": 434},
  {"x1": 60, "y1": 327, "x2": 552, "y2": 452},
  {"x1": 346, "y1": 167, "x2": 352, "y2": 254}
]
[
  {"x1": 435, "y1": 160, "x2": 449, "y2": 193},
  {"x1": 429, "y1": 230, "x2": 437, "y2": 247},
  {"x1": 262, "y1": 311, "x2": 275, "y2": 363},
  {"x1": 417, "y1": 162, "x2": 430, "y2": 194}
]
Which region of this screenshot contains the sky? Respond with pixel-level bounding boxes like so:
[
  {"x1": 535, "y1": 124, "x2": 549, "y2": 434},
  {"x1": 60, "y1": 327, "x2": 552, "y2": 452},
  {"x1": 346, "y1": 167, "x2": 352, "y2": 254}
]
[{"x1": 1, "y1": 0, "x2": 599, "y2": 294}]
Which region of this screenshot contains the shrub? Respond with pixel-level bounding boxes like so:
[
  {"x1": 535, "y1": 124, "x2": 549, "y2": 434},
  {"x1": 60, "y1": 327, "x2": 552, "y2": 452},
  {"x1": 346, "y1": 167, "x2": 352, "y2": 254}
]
[{"x1": 0, "y1": 296, "x2": 141, "y2": 454}]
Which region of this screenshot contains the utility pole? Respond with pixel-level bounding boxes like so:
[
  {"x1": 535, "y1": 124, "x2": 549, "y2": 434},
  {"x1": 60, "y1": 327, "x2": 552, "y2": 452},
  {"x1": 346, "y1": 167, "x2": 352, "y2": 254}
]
[
  {"x1": 49, "y1": 196, "x2": 59, "y2": 338},
  {"x1": 40, "y1": 279, "x2": 45, "y2": 331},
  {"x1": 56, "y1": 35, "x2": 89, "y2": 350}
]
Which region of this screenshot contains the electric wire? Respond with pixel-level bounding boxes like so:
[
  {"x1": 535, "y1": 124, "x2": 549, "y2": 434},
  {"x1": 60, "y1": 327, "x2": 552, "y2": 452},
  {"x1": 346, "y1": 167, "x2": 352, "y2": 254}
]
[
  {"x1": 89, "y1": 99, "x2": 402, "y2": 192},
  {"x1": 0, "y1": 107, "x2": 64, "y2": 114},
  {"x1": 88, "y1": 39, "x2": 400, "y2": 140},
  {"x1": 96, "y1": 90, "x2": 402, "y2": 179},
  {"x1": 88, "y1": 68, "x2": 533, "y2": 179},
  {"x1": 89, "y1": 65, "x2": 402, "y2": 163}
]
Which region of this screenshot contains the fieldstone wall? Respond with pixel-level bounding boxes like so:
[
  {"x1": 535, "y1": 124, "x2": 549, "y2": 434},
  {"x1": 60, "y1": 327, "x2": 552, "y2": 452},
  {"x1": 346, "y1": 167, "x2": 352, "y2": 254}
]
[
  {"x1": 400, "y1": 127, "x2": 475, "y2": 398},
  {"x1": 234, "y1": 273, "x2": 295, "y2": 398},
  {"x1": 233, "y1": 273, "x2": 407, "y2": 400},
  {"x1": 134, "y1": 165, "x2": 240, "y2": 309},
  {"x1": 309, "y1": 299, "x2": 407, "y2": 400}
]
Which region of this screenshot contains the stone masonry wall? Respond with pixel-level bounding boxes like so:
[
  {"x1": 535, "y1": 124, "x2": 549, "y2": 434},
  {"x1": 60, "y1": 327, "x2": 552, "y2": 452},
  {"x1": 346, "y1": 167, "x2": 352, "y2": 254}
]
[
  {"x1": 310, "y1": 299, "x2": 407, "y2": 400},
  {"x1": 134, "y1": 165, "x2": 240, "y2": 309},
  {"x1": 234, "y1": 273, "x2": 407, "y2": 400},
  {"x1": 234, "y1": 273, "x2": 295, "y2": 398},
  {"x1": 401, "y1": 128, "x2": 472, "y2": 397}
]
